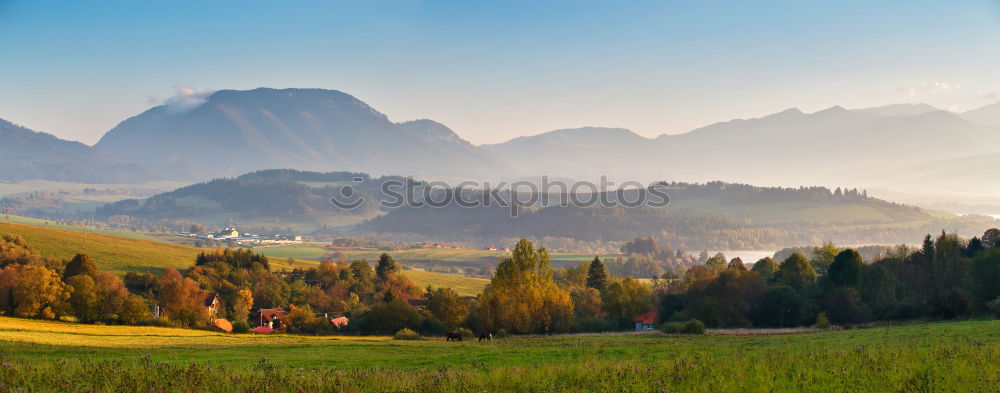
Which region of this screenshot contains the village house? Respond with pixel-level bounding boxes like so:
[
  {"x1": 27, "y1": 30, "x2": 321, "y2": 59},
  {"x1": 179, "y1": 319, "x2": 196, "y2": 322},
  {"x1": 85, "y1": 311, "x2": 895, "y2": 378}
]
[
  {"x1": 205, "y1": 293, "x2": 223, "y2": 318},
  {"x1": 632, "y1": 311, "x2": 657, "y2": 331},
  {"x1": 211, "y1": 227, "x2": 240, "y2": 239},
  {"x1": 259, "y1": 308, "x2": 287, "y2": 329}
]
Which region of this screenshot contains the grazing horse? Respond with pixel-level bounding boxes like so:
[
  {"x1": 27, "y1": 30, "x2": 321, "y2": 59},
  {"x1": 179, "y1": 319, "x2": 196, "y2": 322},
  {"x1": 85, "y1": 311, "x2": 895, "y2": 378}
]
[
  {"x1": 445, "y1": 332, "x2": 463, "y2": 342},
  {"x1": 479, "y1": 332, "x2": 492, "y2": 342}
]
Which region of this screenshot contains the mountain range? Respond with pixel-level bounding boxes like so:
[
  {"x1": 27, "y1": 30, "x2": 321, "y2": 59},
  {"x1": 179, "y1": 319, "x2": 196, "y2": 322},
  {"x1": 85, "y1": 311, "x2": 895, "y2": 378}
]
[
  {"x1": 0, "y1": 118, "x2": 151, "y2": 183},
  {"x1": 94, "y1": 88, "x2": 514, "y2": 180},
  {"x1": 3, "y1": 88, "x2": 1000, "y2": 200},
  {"x1": 485, "y1": 104, "x2": 1000, "y2": 188}
]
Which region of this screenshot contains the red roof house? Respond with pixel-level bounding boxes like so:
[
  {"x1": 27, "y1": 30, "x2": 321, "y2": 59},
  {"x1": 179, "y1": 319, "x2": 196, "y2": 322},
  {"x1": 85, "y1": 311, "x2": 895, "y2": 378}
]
[
  {"x1": 259, "y1": 308, "x2": 287, "y2": 329},
  {"x1": 632, "y1": 311, "x2": 657, "y2": 331}
]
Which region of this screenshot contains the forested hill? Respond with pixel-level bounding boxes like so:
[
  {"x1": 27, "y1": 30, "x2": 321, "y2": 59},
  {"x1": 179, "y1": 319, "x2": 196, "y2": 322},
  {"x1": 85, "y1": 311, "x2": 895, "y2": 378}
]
[
  {"x1": 96, "y1": 169, "x2": 391, "y2": 222},
  {"x1": 95, "y1": 170, "x2": 998, "y2": 250},
  {"x1": 362, "y1": 182, "x2": 997, "y2": 250}
]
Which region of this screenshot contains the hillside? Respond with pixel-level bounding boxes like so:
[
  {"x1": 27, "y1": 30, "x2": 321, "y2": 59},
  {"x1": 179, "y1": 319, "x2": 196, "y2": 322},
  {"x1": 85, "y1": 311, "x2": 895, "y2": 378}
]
[
  {"x1": 0, "y1": 118, "x2": 153, "y2": 183},
  {"x1": 92, "y1": 170, "x2": 999, "y2": 250},
  {"x1": 0, "y1": 219, "x2": 488, "y2": 294},
  {"x1": 95, "y1": 88, "x2": 515, "y2": 181},
  {"x1": 0, "y1": 220, "x2": 326, "y2": 274},
  {"x1": 0, "y1": 221, "x2": 201, "y2": 274},
  {"x1": 95, "y1": 169, "x2": 395, "y2": 231},
  {"x1": 362, "y1": 182, "x2": 998, "y2": 250}
]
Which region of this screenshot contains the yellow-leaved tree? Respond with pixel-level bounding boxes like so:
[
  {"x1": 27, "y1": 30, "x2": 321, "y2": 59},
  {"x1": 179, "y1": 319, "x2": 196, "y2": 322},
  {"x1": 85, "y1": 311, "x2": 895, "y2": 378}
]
[
  {"x1": 476, "y1": 239, "x2": 573, "y2": 334},
  {"x1": 232, "y1": 288, "x2": 254, "y2": 323}
]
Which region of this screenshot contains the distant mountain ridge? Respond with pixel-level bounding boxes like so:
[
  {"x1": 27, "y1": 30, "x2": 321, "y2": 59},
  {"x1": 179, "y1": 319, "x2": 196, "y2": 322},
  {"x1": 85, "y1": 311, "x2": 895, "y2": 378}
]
[
  {"x1": 95, "y1": 88, "x2": 516, "y2": 181},
  {"x1": 0, "y1": 118, "x2": 152, "y2": 183},
  {"x1": 4, "y1": 88, "x2": 1000, "y2": 195},
  {"x1": 961, "y1": 101, "x2": 1000, "y2": 127},
  {"x1": 482, "y1": 102, "x2": 1000, "y2": 189}
]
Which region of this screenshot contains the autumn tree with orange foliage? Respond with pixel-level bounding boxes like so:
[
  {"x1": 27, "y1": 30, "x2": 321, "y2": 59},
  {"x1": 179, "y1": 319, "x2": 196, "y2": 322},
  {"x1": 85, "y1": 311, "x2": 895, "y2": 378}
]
[{"x1": 157, "y1": 268, "x2": 209, "y2": 327}]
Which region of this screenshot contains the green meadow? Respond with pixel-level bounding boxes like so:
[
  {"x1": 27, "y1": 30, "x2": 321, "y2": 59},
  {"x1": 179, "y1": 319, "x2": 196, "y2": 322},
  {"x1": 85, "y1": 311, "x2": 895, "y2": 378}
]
[{"x1": 0, "y1": 316, "x2": 997, "y2": 392}]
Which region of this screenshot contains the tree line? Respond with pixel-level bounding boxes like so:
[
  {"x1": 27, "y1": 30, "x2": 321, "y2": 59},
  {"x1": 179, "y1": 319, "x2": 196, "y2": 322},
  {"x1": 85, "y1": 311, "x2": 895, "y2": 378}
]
[{"x1": 2, "y1": 229, "x2": 1000, "y2": 335}]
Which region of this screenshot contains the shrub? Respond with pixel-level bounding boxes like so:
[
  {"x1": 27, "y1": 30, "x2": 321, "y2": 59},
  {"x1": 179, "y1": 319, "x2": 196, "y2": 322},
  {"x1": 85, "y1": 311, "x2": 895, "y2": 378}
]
[
  {"x1": 572, "y1": 317, "x2": 614, "y2": 333},
  {"x1": 884, "y1": 301, "x2": 918, "y2": 321},
  {"x1": 494, "y1": 328, "x2": 509, "y2": 339},
  {"x1": 393, "y1": 328, "x2": 421, "y2": 341},
  {"x1": 987, "y1": 297, "x2": 1000, "y2": 318},
  {"x1": 419, "y1": 317, "x2": 445, "y2": 336},
  {"x1": 232, "y1": 320, "x2": 251, "y2": 334},
  {"x1": 457, "y1": 327, "x2": 475, "y2": 339},
  {"x1": 118, "y1": 294, "x2": 151, "y2": 325},
  {"x1": 353, "y1": 300, "x2": 423, "y2": 335},
  {"x1": 661, "y1": 321, "x2": 685, "y2": 334},
  {"x1": 814, "y1": 312, "x2": 831, "y2": 329},
  {"x1": 682, "y1": 319, "x2": 706, "y2": 335},
  {"x1": 149, "y1": 317, "x2": 183, "y2": 329}
]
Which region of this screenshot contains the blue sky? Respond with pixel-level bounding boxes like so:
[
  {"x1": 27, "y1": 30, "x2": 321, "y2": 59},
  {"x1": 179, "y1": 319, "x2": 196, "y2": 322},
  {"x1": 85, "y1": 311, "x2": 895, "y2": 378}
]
[{"x1": 1, "y1": 0, "x2": 999, "y2": 145}]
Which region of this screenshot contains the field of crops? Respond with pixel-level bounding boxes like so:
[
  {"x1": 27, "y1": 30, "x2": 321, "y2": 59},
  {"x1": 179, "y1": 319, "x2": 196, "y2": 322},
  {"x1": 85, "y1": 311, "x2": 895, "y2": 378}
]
[{"x1": 0, "y1": 316, "x2": 997, "y2": 392}]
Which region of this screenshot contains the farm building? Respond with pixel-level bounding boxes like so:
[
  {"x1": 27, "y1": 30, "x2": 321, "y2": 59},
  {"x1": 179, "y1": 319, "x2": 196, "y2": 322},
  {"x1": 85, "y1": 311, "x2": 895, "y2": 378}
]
[
  {"x1": 632, "y1": 311, "x2": 657, "y2": 331},
  {"x1": 211, "y1": 227, "x2": 240, "y2": 239},
  {"x1": 205, "y1": 293, "x2": 223, "y2": 317},
  {"x1": 259, "y1": 308, "x2": 287, "y2": 329}
]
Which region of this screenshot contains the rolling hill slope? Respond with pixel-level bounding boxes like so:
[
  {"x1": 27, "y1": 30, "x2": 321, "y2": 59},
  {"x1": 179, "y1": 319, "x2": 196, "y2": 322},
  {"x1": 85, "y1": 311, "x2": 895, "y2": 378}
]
[
  {"x1": 0, "y1": 219, "x2": 488, "y2": 294},
  {"x1": 0, "y1": 221, "x2": 201, "y2": 274}
]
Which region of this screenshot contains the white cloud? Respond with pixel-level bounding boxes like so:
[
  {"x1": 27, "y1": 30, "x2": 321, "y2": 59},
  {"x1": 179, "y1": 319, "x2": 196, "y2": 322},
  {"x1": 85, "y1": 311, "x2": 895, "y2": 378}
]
[
  {"x1": 159, "y1": 86, "x2": 215, "y2": 113},
  {"x1": 899, "y1": 81, "x2": 962, "y2": 98},
  {"x1": 923, "y1": 82, "x2": 960, "y2": 91}
]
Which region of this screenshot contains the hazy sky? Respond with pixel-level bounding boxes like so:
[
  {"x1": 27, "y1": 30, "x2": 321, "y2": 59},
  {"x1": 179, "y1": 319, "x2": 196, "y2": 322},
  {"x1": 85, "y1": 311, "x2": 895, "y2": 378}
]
[{"x1": 1, "y1": 0, "x2": 999, "y2": 145}]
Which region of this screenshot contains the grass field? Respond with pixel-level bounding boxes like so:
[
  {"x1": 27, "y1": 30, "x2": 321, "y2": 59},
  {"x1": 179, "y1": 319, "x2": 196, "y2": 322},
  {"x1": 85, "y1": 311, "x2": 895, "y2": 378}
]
[
  {"x1": 254, "y1": 246, "x2": 489, "y2": 295},
  {"x1": 0, "y1": 220, "x2": 488, "y2": 295},
  {"x1": 0, "y1": 214, "x2": 182, "y2": 242},
  {"x1": 0, "y1": 316, "x2": 997, "y2": 392},
  {"x1": 252, "y1": 245, "x2": 330, "y2": 260},
  {"x1": 0, "y1": 220, "x2": 321, "y2": 274},
  {"x1": 254, "y1": 244, "x2": 614, "y2": 270},
  {"x1": 403, "y1": 270, "x2": 488, "y2": 296},
  {"x1": 0, "y1": 221, "x2": 201, "y2": 274}
]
